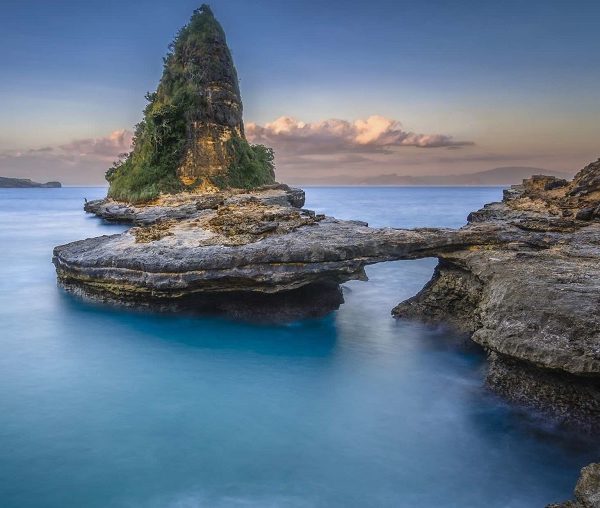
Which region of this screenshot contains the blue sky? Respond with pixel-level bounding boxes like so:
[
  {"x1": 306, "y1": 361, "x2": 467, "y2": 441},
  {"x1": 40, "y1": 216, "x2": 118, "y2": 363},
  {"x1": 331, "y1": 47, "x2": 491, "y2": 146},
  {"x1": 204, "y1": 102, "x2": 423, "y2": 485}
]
[{"x1": 1, "y1": 0, "x2": 599, "y2": 183}]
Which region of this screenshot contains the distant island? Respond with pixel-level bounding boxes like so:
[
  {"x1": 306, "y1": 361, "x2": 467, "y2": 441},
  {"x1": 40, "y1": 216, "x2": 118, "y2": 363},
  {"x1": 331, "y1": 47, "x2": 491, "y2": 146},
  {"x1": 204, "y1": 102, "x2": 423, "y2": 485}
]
[
  {"x1": 289, "y1": 166, "x2": 573, "y2": 186},
  {"x1": 0, "y1": 177, "x2": 61, "y2": 188}
]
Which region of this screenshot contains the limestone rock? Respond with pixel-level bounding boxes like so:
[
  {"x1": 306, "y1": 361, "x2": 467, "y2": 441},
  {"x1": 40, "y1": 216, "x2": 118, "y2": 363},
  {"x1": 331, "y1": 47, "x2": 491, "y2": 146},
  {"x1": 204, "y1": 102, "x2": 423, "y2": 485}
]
[
  {"x1": 172, "y1": 5, "x2": 245, "y2": 183},
  {"x1": 394, "y1": 159, "x2": 600, "y2": 429},
  {"x1": 84, "y1": 185, "x2": 304, "y2": 225},
  {"x1": 547, "y1": 463, "x2": 600, "y2": 508},
  {"x1": 54, "y1": 211, "x2": 499, "y2": 300},
  {"x1": 569, "y1": 159, "x2": 600, "y2": 198},
  {"x1": 56, "y1": 157, "x2": 600, "y2": 427}
]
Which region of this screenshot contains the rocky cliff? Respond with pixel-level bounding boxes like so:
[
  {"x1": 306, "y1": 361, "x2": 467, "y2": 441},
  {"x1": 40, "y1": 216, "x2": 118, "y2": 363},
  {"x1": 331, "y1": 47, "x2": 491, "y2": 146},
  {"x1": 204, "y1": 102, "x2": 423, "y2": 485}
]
[
  {"x1": 106, "y1": 4, "x2": 275, "y2": 203},
  {"x1": 393, "y1": 159, "x2": 600, "y2": 429}
]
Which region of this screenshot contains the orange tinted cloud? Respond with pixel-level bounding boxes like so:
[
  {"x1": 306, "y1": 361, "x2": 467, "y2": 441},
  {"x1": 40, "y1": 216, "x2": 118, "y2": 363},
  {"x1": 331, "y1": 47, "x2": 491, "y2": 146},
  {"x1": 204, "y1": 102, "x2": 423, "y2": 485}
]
[
  {"x1": 246, "y1": 115, "x2": 473, "y2": 154},
  {"x1": 58, "y1": 129, "x2": 133, "y2": 161},
  {"x1": 0, "y1": 130, "x2": 134, "y2": 184}
]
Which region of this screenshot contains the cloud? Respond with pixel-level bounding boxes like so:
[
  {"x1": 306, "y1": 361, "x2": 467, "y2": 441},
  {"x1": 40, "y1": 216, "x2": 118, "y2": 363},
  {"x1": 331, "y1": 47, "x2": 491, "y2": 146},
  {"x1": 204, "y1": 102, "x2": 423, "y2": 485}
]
[
  {"x1": 3, "y1": 120, "x2": 568, "y2": 186},
  {"x1": 0, "y1": 130, "x2": 133, "y2": 185},
  {"x1": 58, "y1": 129, "x2": 133, "y2": 161},
  {"x1": 244, "y1": 115, "x2": 482, "y2": 183},
  {"x1": 246, "y1": 115, "x2": 473, "y2": 155}
]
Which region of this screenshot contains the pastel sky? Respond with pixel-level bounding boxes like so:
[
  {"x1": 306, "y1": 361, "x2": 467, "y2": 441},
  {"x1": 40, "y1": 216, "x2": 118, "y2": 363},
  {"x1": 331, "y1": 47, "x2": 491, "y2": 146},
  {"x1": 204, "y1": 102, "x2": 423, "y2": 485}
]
[{"x1": 1, "y1": 0, "x2": 599, "y2": 184}]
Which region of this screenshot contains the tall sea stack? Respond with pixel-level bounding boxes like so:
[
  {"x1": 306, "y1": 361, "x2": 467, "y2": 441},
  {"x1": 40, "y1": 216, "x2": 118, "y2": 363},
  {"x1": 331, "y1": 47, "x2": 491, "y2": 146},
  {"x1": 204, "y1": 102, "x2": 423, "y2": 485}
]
[{"x1": 106, "y1": 4, "x2": 275, "y2": 203}]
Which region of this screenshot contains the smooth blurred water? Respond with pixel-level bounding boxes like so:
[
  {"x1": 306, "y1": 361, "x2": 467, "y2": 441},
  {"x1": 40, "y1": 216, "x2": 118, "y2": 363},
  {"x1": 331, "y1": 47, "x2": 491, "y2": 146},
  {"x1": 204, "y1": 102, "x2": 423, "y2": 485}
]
[{"x1": 0, "y1": 187, "x2": 596, "y2": 507}]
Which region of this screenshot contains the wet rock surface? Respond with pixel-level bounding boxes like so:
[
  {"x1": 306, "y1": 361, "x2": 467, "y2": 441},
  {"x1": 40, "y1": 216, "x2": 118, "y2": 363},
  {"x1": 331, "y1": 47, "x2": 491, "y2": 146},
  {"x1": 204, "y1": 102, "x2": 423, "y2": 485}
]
[{"x1": 60, "y1": 279, "x2": 346, "y2": 323}]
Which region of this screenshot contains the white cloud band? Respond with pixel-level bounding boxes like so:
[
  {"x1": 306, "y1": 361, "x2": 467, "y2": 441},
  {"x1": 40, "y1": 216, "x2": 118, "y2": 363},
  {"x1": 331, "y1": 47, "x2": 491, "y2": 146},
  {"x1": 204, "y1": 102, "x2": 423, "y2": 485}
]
[{"x1": 246, "y1": 115, "x2": 473, "y2": 154}]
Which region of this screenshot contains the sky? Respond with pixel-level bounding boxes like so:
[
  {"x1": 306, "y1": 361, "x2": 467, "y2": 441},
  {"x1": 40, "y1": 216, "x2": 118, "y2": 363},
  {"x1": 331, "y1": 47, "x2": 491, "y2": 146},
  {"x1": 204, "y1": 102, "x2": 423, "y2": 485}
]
[{"x1": 1, "y1": 0, "x2": 599, "y2": 184}]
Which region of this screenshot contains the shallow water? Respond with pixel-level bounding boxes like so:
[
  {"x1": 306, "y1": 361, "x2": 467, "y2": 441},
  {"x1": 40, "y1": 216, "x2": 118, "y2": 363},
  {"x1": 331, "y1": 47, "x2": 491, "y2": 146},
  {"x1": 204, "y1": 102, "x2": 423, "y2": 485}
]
[{"x1": 0, "y1": 187, "x2": 596, "y2": 507}]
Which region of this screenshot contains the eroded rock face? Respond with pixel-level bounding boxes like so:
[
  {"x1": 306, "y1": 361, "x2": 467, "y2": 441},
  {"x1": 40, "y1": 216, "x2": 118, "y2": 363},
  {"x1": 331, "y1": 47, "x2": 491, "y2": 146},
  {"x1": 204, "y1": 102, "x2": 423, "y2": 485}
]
[
  {"x1": 394, "y1": 159, "x2": 600, "y2": 429},
  {"x1": 395, "y1": 237, "x2": 600, "y2": 377},
  {"x1": 105, "y1": 5, "x2": 275, "y2": 203},
  {"x1": 59, "y1": 158, "x2": 600, "y2": 428},
  {"x1": 61, "y1": 278, "x2": 345, "y2": 323},
  {"x1": 487, "y1": 353, "x2": 600, "y2": 433},
  {"x1": 392, "y1": 259, "x2": 483, "y2": 335},
  {"x1": 84, "y1": 185, "x2": 305, "y2": 225},
  {"x1": 149, "y1": 1, "x2": 244, "y2": 184},
  {"x1": 173, "y1": 6, "x2": 245, "y2": 183},
  {"x1": 569, "y1": 159, "x2": 600, "y2": 199},
  {"x1": 54, "y1": 210, "x2": 499, "y2": 300},
  {"x1": 547, "y1": 463, "x2": 600, "y2": 508}
]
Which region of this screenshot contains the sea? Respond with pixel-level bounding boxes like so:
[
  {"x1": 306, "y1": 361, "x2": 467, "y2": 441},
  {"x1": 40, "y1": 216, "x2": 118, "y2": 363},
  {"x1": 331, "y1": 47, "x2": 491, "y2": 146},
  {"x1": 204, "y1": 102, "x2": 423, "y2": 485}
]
[{"x1": 0, "y1": 186, "x2": 597, "y2": 507}]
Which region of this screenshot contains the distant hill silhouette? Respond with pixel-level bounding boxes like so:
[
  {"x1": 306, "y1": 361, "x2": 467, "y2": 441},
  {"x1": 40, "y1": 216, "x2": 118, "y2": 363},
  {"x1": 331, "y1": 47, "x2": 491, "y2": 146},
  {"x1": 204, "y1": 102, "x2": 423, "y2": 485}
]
[
  {"x1": 291, "y1": 167, "x2": 573, "y2": 186},
  {"x1": 0, "y1": 177, "x2": 61, "y2": 188}
]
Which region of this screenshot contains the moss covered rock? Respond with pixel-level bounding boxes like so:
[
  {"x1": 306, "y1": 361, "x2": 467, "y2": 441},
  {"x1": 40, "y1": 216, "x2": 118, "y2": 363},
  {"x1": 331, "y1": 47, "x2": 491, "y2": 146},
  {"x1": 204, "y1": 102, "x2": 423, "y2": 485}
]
[{"x1": 107, "y1": 4, "x2": 275, "y2": 203}]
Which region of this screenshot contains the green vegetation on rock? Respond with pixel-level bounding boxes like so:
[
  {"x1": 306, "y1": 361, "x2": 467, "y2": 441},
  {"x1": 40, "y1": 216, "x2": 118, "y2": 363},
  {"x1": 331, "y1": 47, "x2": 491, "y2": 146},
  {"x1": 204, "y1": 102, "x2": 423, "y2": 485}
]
[
  {"x1": 213, "y1": 138, "x2": 275, "y2": 190},
  {"x1": 106, "y1": 4, "x2": 275, "y2": 204}
]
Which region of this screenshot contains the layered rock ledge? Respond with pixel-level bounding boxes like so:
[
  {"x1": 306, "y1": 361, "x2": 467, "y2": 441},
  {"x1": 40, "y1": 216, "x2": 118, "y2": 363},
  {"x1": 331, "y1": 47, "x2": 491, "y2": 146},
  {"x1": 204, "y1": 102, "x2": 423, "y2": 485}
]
[
  {"x1": 84, "y1": 184, "x2": 305, "y2": 224},
  {"x1": 394, "y1": 159, "x2": 600, "y2": 430},
  {"x1": 58, "y1": 189, "x2": 513, "y2": 313}
]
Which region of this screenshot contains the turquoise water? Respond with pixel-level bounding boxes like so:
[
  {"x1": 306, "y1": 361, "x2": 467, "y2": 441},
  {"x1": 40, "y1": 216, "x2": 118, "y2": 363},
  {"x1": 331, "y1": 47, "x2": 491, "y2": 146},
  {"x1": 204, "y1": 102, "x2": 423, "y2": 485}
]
[{"x1": 0, "y1": 187, "x2": 596, "y2": 507}]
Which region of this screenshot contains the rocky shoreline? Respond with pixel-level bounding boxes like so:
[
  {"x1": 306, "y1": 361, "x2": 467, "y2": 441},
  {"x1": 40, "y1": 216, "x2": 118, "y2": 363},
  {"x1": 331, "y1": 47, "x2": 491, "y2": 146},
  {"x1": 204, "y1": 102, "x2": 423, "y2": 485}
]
[
  {"x1": 48, "y1": 4, "x2": 600, "y2": 490},
  {"x1": 55, "y1": 160, "x2": 600, "y2": 437},
  {"x1": 393, "y1": 160, "x2": 600, "y2": 431}
]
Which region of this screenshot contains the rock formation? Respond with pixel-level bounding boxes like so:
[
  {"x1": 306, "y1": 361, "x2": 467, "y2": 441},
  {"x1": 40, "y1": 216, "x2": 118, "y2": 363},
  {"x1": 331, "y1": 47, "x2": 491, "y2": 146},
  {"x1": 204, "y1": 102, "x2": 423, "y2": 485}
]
[
  {"x1": 393, "y1": 160, "x2": 600, "y2": 429},
  {"x1": 172, "y1": 4, "x2": 245, "y2": 185},
  {"x1": 83, "y1": 184, "x2": 305, "y2": 225},
  {"x1": 57, "y1": 159, "x2": 600, "y2": 431},
  {"x1": 47, "y1": 2, "x2": 600, "y2": 498},
  {"x1": 547, "y1": 463, "x2": 600, "y2": 508},
  {"x1": 53, "y1": 0, "x2": 600, "y2": 437},
  {"x1": 106, "y1": 5, "x2": 274, "y2": 203},
  {"x1": 57, "y1": 193, "x2": 505, "y2": 308}
]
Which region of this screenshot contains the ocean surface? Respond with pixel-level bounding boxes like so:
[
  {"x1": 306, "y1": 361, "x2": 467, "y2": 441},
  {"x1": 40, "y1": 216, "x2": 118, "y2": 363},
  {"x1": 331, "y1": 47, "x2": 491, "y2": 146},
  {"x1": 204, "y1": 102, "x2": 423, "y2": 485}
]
[{"x1": 0, "y1": 186, "x2": 597, "y2": 507}]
